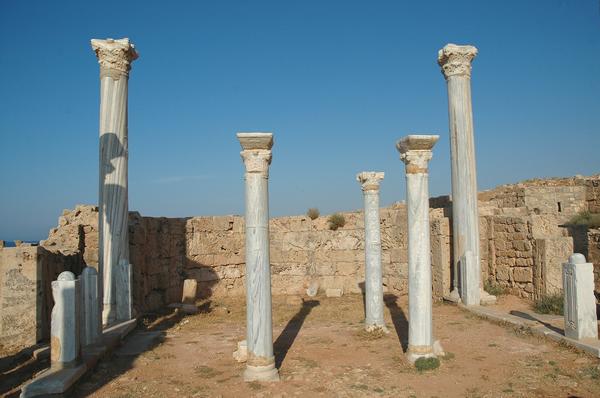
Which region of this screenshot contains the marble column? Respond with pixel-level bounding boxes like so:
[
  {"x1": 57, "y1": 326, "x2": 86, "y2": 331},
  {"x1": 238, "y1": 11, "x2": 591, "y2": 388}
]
[
  {"x1": 91, "y1": 38, "x2": 138, "y2": 325},
  {"x1": 438, "y1": 43, "x2": 482, "y2": 306},
  {"x1": 51, "y1": 271, "x2": 81, "y2": 368},
  {"x1": 563, "y1": 254, "x2": 599, "y2": 340},
  {"x1": 397, "y1": 134, "x2": 441, "y2": 362},
  {"x1": 237, "y1": 132, "x2": 279, "y2": 382},
  {"x1": 356, "y1": 171, "x2": 387, "y2": 332}
]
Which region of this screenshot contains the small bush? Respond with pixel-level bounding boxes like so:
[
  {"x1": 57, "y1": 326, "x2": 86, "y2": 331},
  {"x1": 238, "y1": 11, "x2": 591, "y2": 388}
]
[
  {"x1": 307, "y1": 208, "x2": 320, "y2": 220},
  {"x1": 484, "y1": 280, "x2": 506, "y2": 296},
  {"x1": 328, "y1": 213, "x2": 346, "y2": 230},
  {"x1": 414, "y1": 357, "x2": 440, "y2": 372},
  {"x1": 533, "y1": 293, "x2": 564, "y2": 315},
  {"x1": 567, "y1": 211, "x2": 600, "y2": 228}
]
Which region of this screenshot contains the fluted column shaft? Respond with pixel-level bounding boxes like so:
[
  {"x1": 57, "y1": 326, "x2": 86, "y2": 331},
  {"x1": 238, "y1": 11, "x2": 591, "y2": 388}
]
[
  {"x1": 397, "y1": 135, "x2": 440, "y2": 361},
  {"x1": 357, "y1": 172, "x2": 386, "y2": 332},
  {"x1": 91, "y1": 38, "x2": 138, "y2": 325},
  {"x1": 438, "y1": 44, "x2": 481, "y2": 306},
  {"x1": 237, "y1": 132, "x2": 279, "y2": 382}
]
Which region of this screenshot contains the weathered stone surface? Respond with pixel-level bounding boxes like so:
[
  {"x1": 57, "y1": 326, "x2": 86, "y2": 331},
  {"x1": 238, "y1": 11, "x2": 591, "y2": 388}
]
[
  {"x1": 563, "y1": 254, "x2": 598, "y2": 340},
  {"x1": 325, "y1": 288, "x2": 343, "y2": 297}
]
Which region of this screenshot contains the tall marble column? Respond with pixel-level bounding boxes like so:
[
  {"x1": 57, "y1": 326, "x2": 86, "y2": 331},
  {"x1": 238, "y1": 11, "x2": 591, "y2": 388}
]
[
  {"x1": 356, "y1": 172, "x2": 387, "y2": 332},
  {"x1": 438, "y1": 43, "x2": 481, "y2": 306},
  {"x1": 91, "y1": 38, "x2": 138, "y2": 325},
  {"x1": 237, "y1": 132, "x2": 279, "y2": 382},
  {"x1": 397, "y1": 134, "x2": 441, "y2": 362}
]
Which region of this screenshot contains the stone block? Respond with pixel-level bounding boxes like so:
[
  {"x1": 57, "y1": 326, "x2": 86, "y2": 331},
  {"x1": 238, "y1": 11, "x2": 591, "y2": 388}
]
[
  {"x1": 181, "y1": 279, "x2": 198, "y2": 304},
  {"x1": 513, "y1": 268, "x2": 533, "y2": 283},
  {"x1": 325, "y1": 288, "x2": 343, "y2": 297},
  {"x1": 563, "y1": 254, "x2": 598, "y2": 340},
  {"x1": 51, "y1": 271, "x2": 80, "y2": 367}
]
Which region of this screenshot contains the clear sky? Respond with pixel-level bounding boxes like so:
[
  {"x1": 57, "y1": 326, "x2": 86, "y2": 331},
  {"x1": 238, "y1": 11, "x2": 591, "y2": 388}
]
[{"x1": 1, "y1": 0, "x2": 599, "y2": 241}]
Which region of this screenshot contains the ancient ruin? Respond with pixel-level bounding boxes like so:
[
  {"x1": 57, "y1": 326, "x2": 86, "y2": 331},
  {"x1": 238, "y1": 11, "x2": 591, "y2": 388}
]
[{"x1": 1, "y1": 36, "x2": 598, "y2": 397}]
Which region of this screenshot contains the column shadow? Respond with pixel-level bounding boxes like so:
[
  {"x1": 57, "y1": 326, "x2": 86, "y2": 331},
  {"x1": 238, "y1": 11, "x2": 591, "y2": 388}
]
[
  {"x1": 509, "y1": 310, "x2": 564, "y2": 335},
  {"x1": 273, "y1": 300, "x2": 319, "y2": 368},
  {"x1": 384, "y1": 294, "x2": 409, "y2": 352}
]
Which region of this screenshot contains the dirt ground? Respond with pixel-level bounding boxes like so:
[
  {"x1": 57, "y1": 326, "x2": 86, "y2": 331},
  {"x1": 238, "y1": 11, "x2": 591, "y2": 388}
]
[{"x1": 23, "y1": 295, "x2": 600, "y2": 397}]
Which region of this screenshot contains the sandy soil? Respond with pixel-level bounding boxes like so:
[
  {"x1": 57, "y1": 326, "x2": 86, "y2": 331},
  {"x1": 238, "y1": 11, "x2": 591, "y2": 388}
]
[{"x1": 61, "y1": 294, "x2": 600, "y2": 398}]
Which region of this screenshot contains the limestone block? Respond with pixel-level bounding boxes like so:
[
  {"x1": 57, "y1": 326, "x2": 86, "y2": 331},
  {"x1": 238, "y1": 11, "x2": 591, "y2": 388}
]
[
  {"x1": 181, "y1": 279, "x2": 198, "y2": 304},
  {"x1": 335, "y1": 262, "x2": 357, "y2": 276},
  {"x1": 534, "y1": 237, "x2": 573, "y2": 298},
  {"x1": 563, "y1": 254, "x2": 599, "y2": 340},
  {"x1": 513, "y1": 268, "x2": 533, "y2": 283},
  {"x1": 325, "y1": 288, "x2": 343, "y2": 297}
]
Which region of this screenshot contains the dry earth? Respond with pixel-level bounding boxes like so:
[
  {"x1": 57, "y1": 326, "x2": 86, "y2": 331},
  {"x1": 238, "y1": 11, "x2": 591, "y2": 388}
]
[{"x1": 21, "y1": 295, "x2": 600, "y2": 397}]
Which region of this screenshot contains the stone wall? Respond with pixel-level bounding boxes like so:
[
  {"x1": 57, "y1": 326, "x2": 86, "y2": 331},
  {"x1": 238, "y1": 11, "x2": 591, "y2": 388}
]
[{"x1": 0, "y1": 246, "x2": 81, "y2": 354}]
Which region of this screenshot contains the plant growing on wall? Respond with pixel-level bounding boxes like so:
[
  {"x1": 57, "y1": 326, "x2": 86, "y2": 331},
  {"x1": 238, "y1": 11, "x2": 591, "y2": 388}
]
[
  {"x1": 567, "y1": 211, "x2": 600, "y2": 228},
  {"x1": 306, "y1": 208, "x2": 320, "y2": 220},
  {"x1": 328, "y1": 213, "x2": 346, "y2": 231}
]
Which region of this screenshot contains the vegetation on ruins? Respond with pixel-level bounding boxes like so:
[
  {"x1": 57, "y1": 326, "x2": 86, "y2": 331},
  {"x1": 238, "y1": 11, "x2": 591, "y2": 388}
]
[
  {"x1": 328, "y1": 213, "x2": 346, "y2": 230},
  {"x1": 414, "y1": 357, "x2": 440, "y2": 372},
  {"x1": 567, "y1": 211, "x2": 600, "y2": 228},
  {"x1": 533, "y1": 293, "x2": 564, "y2": 315},
  {"x1": 306, "y1": 208, "x2": 320, "y2": 220},
  {"x1": 484, "y1": 280, "x2": 506, "y2": 296}
]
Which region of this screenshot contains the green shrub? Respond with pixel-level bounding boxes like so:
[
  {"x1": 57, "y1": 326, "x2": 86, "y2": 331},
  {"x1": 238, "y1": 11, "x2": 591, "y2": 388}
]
[
  {"x1": 414, "y1": 357, "x2": 440, "y2": 372},
  {"x1": 567, "y1": 211, "x2": 600, "y2": 228},
  {"x1": 484, "y1": 280, "x2": 506, "y2": 296},
  {"x1": 307, "y1": 208, "x2": 320, "y2": 220},
  {"x1": 533, "y1": 293, "x2": 564, "y2": 315},
  {"x1": 328, "y1": 213, "x2": 346, "y2": 230}
]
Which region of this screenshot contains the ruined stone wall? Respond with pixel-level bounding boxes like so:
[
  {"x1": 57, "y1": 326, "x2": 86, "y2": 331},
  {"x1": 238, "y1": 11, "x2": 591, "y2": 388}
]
[
  {"x1": 586, "y1": 229, "x2": 600, "y2": 295},
  {"x1": 0, "y1": 246, "x2": 81, "y2": 354}
]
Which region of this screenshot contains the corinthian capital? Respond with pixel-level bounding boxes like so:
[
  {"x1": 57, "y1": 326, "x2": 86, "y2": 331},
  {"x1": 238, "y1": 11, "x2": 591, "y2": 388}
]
[
  {"x1": 91, "y1": 38, "x2": 138, "y2": 79},
  {"x1": 237, "y1": 132, "x2": 274, "y2": 176},
  {"x1": 437, "y1": 43, "x2": 477, "y2": 79},
  {"x1": 396, "y1": 135, "x2": 439, "y2": 174},
  {"x1": 357, "y1": 172, "x2": 384, "y2": 192}
]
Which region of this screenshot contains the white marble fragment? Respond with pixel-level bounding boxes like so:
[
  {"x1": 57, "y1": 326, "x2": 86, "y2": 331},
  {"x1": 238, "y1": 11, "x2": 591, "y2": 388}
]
[
  {"x1": 563, "y1": 254, "x2": 598, "y2": 340},
  {"x1": 81, "y1": 267, "x2": 101, "y2": 346},
  {"x1": 51, "y1": 271, "x2": 81, "y2": 368}
]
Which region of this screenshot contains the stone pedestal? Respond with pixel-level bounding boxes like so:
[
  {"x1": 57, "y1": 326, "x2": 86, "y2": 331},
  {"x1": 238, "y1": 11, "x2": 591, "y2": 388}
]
[
  {"x1": 237, "y1": 132, "x2": 279, "y2": 382},
  {"x1": 80, "y1": 267, "x2": 101, "y2": 347},
  {"x1": 91, "y1": 38, "x2": 138, "y2": 325},
  {"x1": 563, "y1": 254, "x2": 598, "y2": 340},
  {"x1": 397, "y1": 135, "x2": 442, "y2": 362},
  {"x1": 356, "y1": 171, "x2": 387, "y2": 332},
  {"x1": 438, "y1": 43, "x2": 483, "y2": 306},
  {"x1": 115, "y1": 260, "x2": 133, "y2": 321},
  {"x1": 181, "y1": 279, "x2": 199, "y2": 314},
  {"x1": 51, "y1": 272, "x2": 81, "y2": 368}
]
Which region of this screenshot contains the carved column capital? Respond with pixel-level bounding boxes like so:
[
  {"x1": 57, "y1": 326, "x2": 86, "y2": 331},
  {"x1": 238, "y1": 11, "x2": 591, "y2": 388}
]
[
  {"x1": 396, "y1": 135, "x2": 439, "y2": 174},
  {"x1": 237, "y1": 132, "x2": 274, "y2": 176},
  {"x1": 357, "y1": 171, "x2": 384, "y2": 192},
  {"x1": 91, "y1": 38, "x2": 138, "y2": 80},
  {"x1": 438, "y1": 43, "x2": 477, "y2": 79}
]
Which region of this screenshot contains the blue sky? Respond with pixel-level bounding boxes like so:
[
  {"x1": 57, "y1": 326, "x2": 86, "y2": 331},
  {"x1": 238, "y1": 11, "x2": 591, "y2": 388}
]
[{"x1": 1, "y1": 0, "x2": 599, "y2": 241}]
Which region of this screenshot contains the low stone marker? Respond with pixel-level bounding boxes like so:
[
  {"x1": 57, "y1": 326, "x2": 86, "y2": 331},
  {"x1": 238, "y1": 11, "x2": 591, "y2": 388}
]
[
  {"x1": 81, "y1": 267, "x2": 101, "y2": 346},
  {"x1": 181, "y1": 279, "x2": 199, "y2": 314},
  {"x1": 563, "y1": 254, "x2": 598, "y2": 340},
  {"x1": 115, "y1": 260, "x2": 133, "y2": 321},
  {"x1": 325, "y1": 288, "x2": 343, "y2": 298},
  {"x1": 51, "y1": 271, "x2": 81, "y2": 368}
]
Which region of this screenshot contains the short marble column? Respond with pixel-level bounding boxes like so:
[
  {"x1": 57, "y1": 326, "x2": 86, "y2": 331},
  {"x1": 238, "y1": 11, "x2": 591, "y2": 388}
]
[
  {"x1": 115, "y1": 260, "x2": 133, "y2": 321},
  {"x1": 81, "y1": 267, "x2": 101, "y2": 347},
  {"x1": 91, "y1": 38, "x2": 138, "y2": 325},
  {"x1": 237, "y1": 132, "x2": 279, "y2": 382},
  {"x1": 563, "y1": 254, "x2": 599, "y2": 340},
  {"x1": 438, "y1": 43, "x2": 482, "y2": 306},
  {"x1": 397, "y1": 135, "x2": 441, "y2": 362},
  {"x1": 51, "y1": 271, "x2": 81, "y2": 368},
  {"x1": 356, "y1": 171, "x2": 387, "y2": 332}
]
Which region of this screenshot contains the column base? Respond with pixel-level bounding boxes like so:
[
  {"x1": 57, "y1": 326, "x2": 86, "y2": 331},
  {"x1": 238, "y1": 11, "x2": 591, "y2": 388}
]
[
  {"x1": 243, "y1": 363, "x2": 280, "y2": 382},
  {"x1": 365, "y1": 323, "x2": 390, "y2": 334},
  {"x1": 480, "y1": 288, "x2": 497, "y2": 306},
  {"x1": 407, "y1": 341, "x2": 444, "y2": 363}
]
